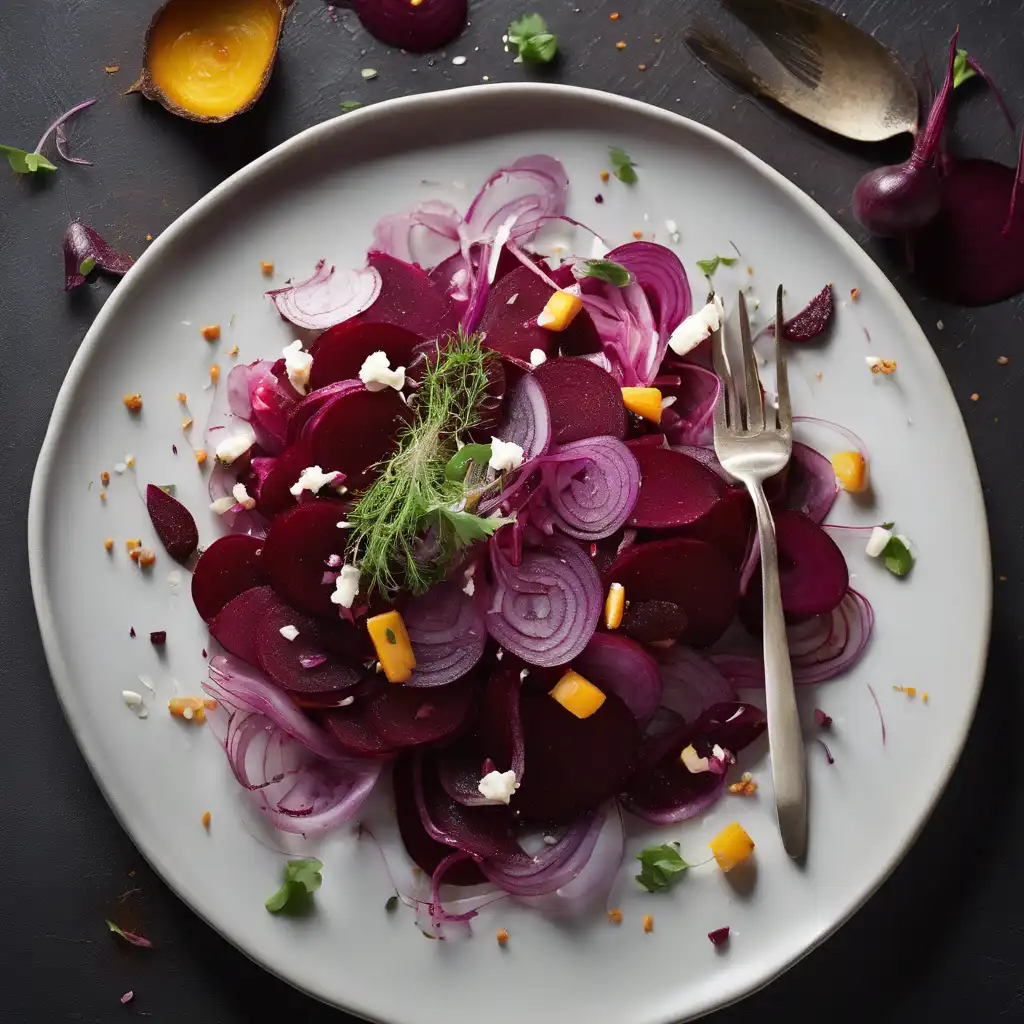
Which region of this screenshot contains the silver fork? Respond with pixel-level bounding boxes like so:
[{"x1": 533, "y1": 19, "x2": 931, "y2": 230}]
[{"x1": 711, "y1": 286, "x2": 807, "y2": 859}]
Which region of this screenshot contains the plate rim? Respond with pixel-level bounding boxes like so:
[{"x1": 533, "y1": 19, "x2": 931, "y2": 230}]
[{"x1": 28, "y1": 82, "x2": 992, "y2": 1024}]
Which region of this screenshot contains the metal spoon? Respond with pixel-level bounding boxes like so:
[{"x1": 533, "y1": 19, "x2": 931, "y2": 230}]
[{"x1": 685, "y1": 0, "x2": 918, "y2": 142}]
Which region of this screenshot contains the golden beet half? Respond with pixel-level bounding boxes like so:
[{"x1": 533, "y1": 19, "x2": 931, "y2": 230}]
[{"x1": 132, "y1": 0, "x2": 294, "y2": 123}]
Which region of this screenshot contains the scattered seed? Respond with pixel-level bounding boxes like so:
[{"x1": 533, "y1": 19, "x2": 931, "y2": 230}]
[
  {"x1": 970, "y1": 392, "x2": 980, "y2": 402},
  {"x1": 260, "y1": 261, "x2": 274, "y2": 276},
  {"x1": 104, "y1": 538, "x2": 114, "y2": 552},
  {"x1": 997, "y1": 355, "x2": 1009, "y2": 365},
  {"x1": 209, "y1": 364, "x2": 221, "y2": 385},
  {"x1": 145, "y1": 233, "x2": 153, "y2": 242},
  {"x1": 607, "y1": 908, "x2": 623, "y2": 924},
  {"x1": 610, "y1": 11, "x2": 620, "y2": 19},
  {"x1": 99, "y1": 491, "x2": 107, "y2": 502},
  {"x1": 496, "y1": 928, "x2": 509, "y2": 946},
  {"x1": 643, "y1": 914, "x2": 654, "y2": 933},
  {"x1": 200, "y1": 324, "x2": 221, "y2": 341},
  {"x1": 176, "y1": 392, "x2": 188, "y2": 404},
  {"x1": 632, "y1": 229, "x2": 643, "y2": 239},
  {"x1": 123, "y1": 393, "x2": 143, "y2": 412},
  {"x1": 202, "y1": 810, "x2": 211, "y2": 829},
  {"x1": 616, "y1": 40, "x2": 627, "y2": 50},
  {"x1": 100, "y1": 470, "x2": 111, "y2": 486},
  {"x1": 105, "y1": 64, "x2": 120, "y2": 73},
  {"x1": 850, "y1": 287, "x2": 860, "y2": 301},
  {"x1": 228, "y1": 344, "x2": 239, "y2": 357},
  {"x1": 638, "y1": 63, "x2": 647, "y2": 71},
  {"x1": 138, "y1": 549, "x2": 156, "y2": 568}
]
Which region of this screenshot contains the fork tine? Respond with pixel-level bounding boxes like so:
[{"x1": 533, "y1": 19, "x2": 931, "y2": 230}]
[
  {"x1": 775, "y1": 284, "x2": 792, "y2": 432},
  {"x1": 710, "y1": 305, "x2": 732, "y2": 432},
  {"x1": 737, "y1": 291, "x2": 764, "y2": 432}
]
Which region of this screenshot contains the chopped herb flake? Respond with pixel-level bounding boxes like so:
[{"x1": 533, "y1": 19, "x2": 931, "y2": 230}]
[
  {"x1": 265, "y1": 858, "x2": 323, "y2": 914},
  {"x1": 573, "y1": 259, "x2": 634, "y2": 287},
  {"x1": 608, "y1": 146, "x2": 638, "y2": 184},
  {"x1": 340, "y1": 100, "x2": 363, "y2": 114},
  {"x1": 696, "y1": 255, "x2": 739, "y2": 278},
  {"x1": 635, "y1": 842, "x2": 689, "y2": 892},
  {"x1": 385, "y1": 627, "x2": 397, "y2": 645},
  {"x1": 953, "y1": 49, "x2": 977, "y2": 88},
  {"x1": 508, "y1": 13, "x2": 559, "y2": 65}
]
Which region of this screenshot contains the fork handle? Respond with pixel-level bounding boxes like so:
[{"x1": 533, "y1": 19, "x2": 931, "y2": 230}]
[{"x1": 747, "y1": 480, "x2": 808, "y2": 859}]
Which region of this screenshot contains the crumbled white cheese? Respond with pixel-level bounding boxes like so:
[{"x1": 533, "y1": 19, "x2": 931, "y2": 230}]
[
  {"x1": 114, "y1": 462, "x2": 127, "y2": 475},
  {"x1": 336, "y1": 521, "x2": 351, "y2": 530},
  {"x1": 489, "y1": 436, "x2": 525, "y2": 473},
  {"x1": 359, "y1": 350, "x2": 406, "y2": 392},
  {"x1": 122, "y1": 690, "x2": 143, "y2": 708},
  {"x1": 665, "y1": 219, "x2": 681, "y2": 244},
  {"x1": 209, "y1": 496, "x2": 236, "y2": 515},
  {"x1": 865, "y1": 356, "x2": 882, "y2": 371},
  {"x1": 283, "y1": 339, "x2": 313, "y2": 395},
  {"x1": 289, "y1": 465, "x2": 339, "y2": 497},
  {"x1": 712, "y1": 744, "x2": 727, "y2": 761},
  {"x1": 477, "y1": 769, "x2": 519, "y2": 804},
  {"x1": 519, "y1": 668, "x2": 529, "y2": 681},
  {"x1": 668, "y1": 295, "x2": 724, "y2": 356},
  {"x1": 529, "y1": 348, "x2": 547, "y2": 367},
  {"x1": 463, "y1": 576, "x2": 476, "y2": 597},
  {"x1": 865, "y1": 526, "x2": 892, "y2": 558},
  {"x1": 680, "y1": 744, "x2": 711, "y2": 774},
  {"x1": 452, "y1": 55, "x2": 467, "y2": 66},
  {"x1": 488, "y1": 216, "x2": 518, "y2": 283},
  {"x1": 232, "y1": 482, "x2": 256, "y2": 510},
  {"x1": 215, "y1": 428, "x2": 255, "y2": 465},
  {"x1": 331, "y1": 564, "x2": 361, "y2": 609},
  {"x1": 279, "y1": 624, "x2": 299, "y2": 641},
  {"x1": 661, "y1": 395, "x2": 677, "y2": 410}
]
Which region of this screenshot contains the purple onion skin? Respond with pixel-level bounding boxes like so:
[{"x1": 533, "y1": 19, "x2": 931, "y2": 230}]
[{"x1": 852, "y1": 31, "x2": 958, "y2": 238}]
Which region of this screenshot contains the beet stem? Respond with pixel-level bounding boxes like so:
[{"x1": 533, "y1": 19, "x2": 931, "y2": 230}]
[{"x1": 912, "y1": 31, "x2": 959, "y2": 167}]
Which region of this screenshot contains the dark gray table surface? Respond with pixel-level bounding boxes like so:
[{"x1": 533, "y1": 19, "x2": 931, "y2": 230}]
[{"x1": 2, "y1": 1, "x2": 1022, "y2": 1020}]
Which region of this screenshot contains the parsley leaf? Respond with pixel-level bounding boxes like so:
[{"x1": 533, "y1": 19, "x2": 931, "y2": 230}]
[
  {"x1": 339, "y1": 100, "x2": 363, "y2": 114},
  {"x1": 608, "y1": 146, "x2": 638, "y2": 184},
  {"x1": 573, "y1": 259, "x2": 634, "y2": 287},
  {"x1": 1, "y1": 144, "x2": 57, "y2": 175},
  {"x1": 265, "y1": 858, "x2": 324, "y2": 914},
  {"x1": 696, "y1": 255, "x2": 739, "y2": 278},
  {"x1": 508, "y1": 13, "x2": 559, "y2": 65},
  {"x1": 79, "y1": 256, "x2": 97, "y2": 277},
  {"x1": 636, "y1": 842, "x2": 689, "y2": 892},
  {"x1": 881, "y1": 535, "x2": 915, "y2": 578},
  {"x1": 436, "y1": 507, "x2": 513, "y2": 547},
  {"x1": 953, "y1": 49, "x2": 977, "y2": 89}
]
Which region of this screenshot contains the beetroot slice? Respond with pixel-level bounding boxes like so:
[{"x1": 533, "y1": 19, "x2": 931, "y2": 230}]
[
  {"x1": 393, "y1": 755, "x2": 486, "y2": 885},
  {"x1": 252, "y1": 441, "x2": 318, "y2": 520},
  {"x1": 628, "y1": 446, "x2": 727, "y2": 528},
  {"x1": 288, "y1": 379, "x2": 364, "y2": 446},
  {"x1": 209, "y1": 585, "x2": 279, "y2": 666},
  {"x1": 532, "y1": 357, "x2": 627, "y2": 444},
  {"x1": 308, "y1": 387, "x2": 410, "y2": 492},
  {"x1": 782, "y1": 284, "x2": 834, "y2": 342},
  {"x1": 605, "y1": 538, "x2": 739, "y2": 647},
  {"x1": 353, "y1": 252, "x2": 458, "y2": 338},
  {"x1": 146, "y1": 485, "x2": 199, "y2": 563},
  {"x1": 365, "y1": 670, "x2": 476, "y2": 747},
  {"x1": 512, "y1": 683, "x2": 639, "y2": 823},
  {"x1": 309, "y1": 322, "x2": 424, "y2": 392},
  {"x1": 262, "y1": 502, "x2": 350, "y2": 618},
  {"x1": 322, "y1": 701, "x2": 398, "y2": 759},
  {"x1": 661, "y1": 487, "x2": 754, "y2": 570},
  {"x1": 191, "y1": 534, "x2": 268, "y2": 622},
  {"x1": 476, "y1": 266, "x2": 602, "y2": 364},
  {"x1": 256, "y1": 600, "x2": 362, "y2": 694}
]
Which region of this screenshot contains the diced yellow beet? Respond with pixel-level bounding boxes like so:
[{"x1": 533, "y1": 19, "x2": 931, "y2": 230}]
[
  {"x1": 621, "y1": 387, "x2": 663, "y2": 424},
  {"x1": 709, "y1": 821, "x2": 755, "y2": 872},
  {"x1": 537, "y1": 290, "x2": 584, "y2": 332},
  {"x1": 550, "y1": 669, "x2": 606, "y2": 719},
  {"x1": 367, "y1": 610, "x2": 416, "y2": 683},
  {"x1": 604, "y1": 582, "x2": 625, "y2": 630},
  {"x1": 830, "y1": 450, "x2": 868, "y2": 493}
]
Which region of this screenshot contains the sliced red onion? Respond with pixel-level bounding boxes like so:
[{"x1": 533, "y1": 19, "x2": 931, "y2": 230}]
[
  {"x1": 572, "y1": 633, "x2": 662, "y2": 725},
  {"x1": 36, "y1": 99, "x2": 96, "y2": 164},
  {"x1": 485, "y1": 534, "x2": 602, "y2": 667},
  {"x1": 372, "y1": 199, "x2": 464, "y2": 269},
  {"x1": 794, "y1": 415, "x2": 870, "y2": 460},
  {"x1": 712, "y1": 589, "x2": 874, "y2": 686},
  {"x1": 534, "y1": 437, "x2": 640, "y2": 541},
  {"x1": 465, "y1": 155, "x2": 569, "y2": 244},
  {"x1": 656, "y1": 646, "x2": 738, "y2": 722},
  {"x1": 494, "y1": 371, "x2": 552, "y2": 461},
  {"x1": 205, "y1": 655, "x2": 351, "y2": 762},
  {"x1": 460, "y1": 242, "x2": 493, "y2": 333},
  {"x1": 403, "y1": 583, "x2": 486, "y2": 687},
  {"x1": 605, "y1": 241, "x2": 692, "y2": 339},
  {"x1": 64, "y1": 221, "x2": 134, "y2": 291},
  {"x1": 578, "y1": 276, "x2": 661, "y2": 386},
  {"x1": 260, "y1": 758, "x2": 381, "y2": 834},
  {"x1": 266, "y1": 259, "x2": 381, "y2": 330},
  {"x1": 661, "y1": 363, "x2": 721, "y2": 447}
]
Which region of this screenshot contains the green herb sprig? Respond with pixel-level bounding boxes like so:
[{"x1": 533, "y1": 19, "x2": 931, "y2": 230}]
[
  {"x1": 696, "y1": 254, "x2": 739, "y2": 278},
  {"x1": 609, "y1": 146, "x2": 638, "y2": 184},
  {"x1": 347, "y1": 331, "x2": 504, "y2": 595},
  {"x1": 953, "y1": 49, "x2": 976, "y2": 89},
  {"x1": 265, "y1": 858, "x2": 323, "y2": 914},
  {"x1": 635, "y1": 842, "x2": 690, "y2": 893},
  {"x1": 508, "y1": 14, "x2": 559, "y2": 65}
]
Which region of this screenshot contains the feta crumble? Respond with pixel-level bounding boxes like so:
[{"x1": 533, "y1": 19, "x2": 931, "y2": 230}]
[
  {"x1": 865, "y1": 526, "x2": 892, "y2": 558},
  {"x1": 279, "y1": 624, "x2": 299, "y2": 641},
  {"x1": 209, "y1": 496, "x2": 236, "y2": 515},
  {"x1": 331, "y1": 564, "x2": 361, "y2": 609},
  {"x1": 668, "y1": 295, "x2": 725, "y2": 356},
  {"x1": 283, "y1": 340, "x2": 313, "y2": 395},
  {"x1": 215, "y1": 428, "x2": 255, "y2": 465},
  {"x1": 232, "y1": 482, "x2": 256, "y2": 510},
  {"x1": 359, "y1": 350, "x2": 406, "y2": 392},
  {"x1": 489, "y1": 436, "x2": 525, "y2": 473},
  {"x1": 290, "y1": 465, "x2": 340, "y2": 497},
  {"x1": 680, "y1": 744, "x2": 711, "y2": 774},
  {"x1": 529, "y1": 348, "x2": 547, "y2": 367},
  {"x1": 477, "y1": 769, "x2": 520, "y2": 805}
]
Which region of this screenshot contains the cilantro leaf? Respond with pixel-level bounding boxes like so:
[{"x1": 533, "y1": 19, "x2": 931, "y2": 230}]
[
  {"x1": 79, "y1": 256, "x2": 97, "y2": 277},
  {"x1": 265, "y1": 858, "x2": 324, "y2": 914},
  {"x1": 953, "y1": 49, "x2": 977, "y2": 89},
  {"x1": 436, "y1": 507, "x2": 513, "y2": 547},
  {"x1": 573, "y1": 259, "x2": 634, "y2": 287},
  {"x1": 608, "y1": 146, "x2": 638, "y2": 184},
  {"x1": 881, "y1": 535, "x2": 915, "y2": 578},
  {"x1": 635, "y1": 842, "x2": 689, "y2": 892},
  {"x1": 696, "y1": 254, "x2": 738, "y2": 278},
  {"x1": 339, "y1": 100, "x2": 363, "y2": 114},
  {"x1": 1, "y1": 144, "x2": 57, "y2": 175},
  {"x1": 508, "y1": 13, "x2": 559, "y2": 65}
]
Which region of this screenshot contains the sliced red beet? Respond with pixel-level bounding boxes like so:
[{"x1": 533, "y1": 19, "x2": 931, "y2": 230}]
[
  {"x1": 261, "y1": 502, "x2": 350, "y2": 618},
  {"x1": 252, "y1": 441, "x2": 317, "y2": 520},
  {"x1": 288, "y1": 379, "x2": 364, "y2": 445},
  {"x1": 605, "y1": 538, "x2": 739, "y2": 647},
  {"x1": 308, "y1": 387, "x2": 410, "y2": 492},
  {"x1": 145, "y1": 485, "x2": 199, "y2": 564},
  {"x1": 353, "y1": 252, "x2": 458, "y2": 338},
  {"x1": 322, "y1": 701, "x2": 398, "y2": 759},
  {"x1": 256, "y1": 600, "x2": 362, "y2": 694},
  {"x1": 532, "y1": 357, "x2": 627, "y2": 444},
  {"x1": 209, "y1": 585, "x2": 279, "y2": 666},
  {"x1": 308, "y1": 322, "x2": 424, "y2": 392},
  {"x1": 628, "y1": 447, "x2": 727, "y2": 528},
  {"x1": 393, "y1": 755, "x2": 486, "y2": 885},
  {"x1": 782, "y1": 284, "x2": 834, "y2": 342},
  {"x1": 665, "y1": 488, "x2": 754, "y2": 569},
  {"x1": 512, "y1": 683, "x2": 639, "y2": 823},
  {"x1": 365, "y1": 670, "x2": 476, "y2": 748},
  {"x1": 476, "y1": 266, "x2": 602, "y2": 364},
  {"x1": 191, "y1": 534, "x2": 268, "y2": 622}
]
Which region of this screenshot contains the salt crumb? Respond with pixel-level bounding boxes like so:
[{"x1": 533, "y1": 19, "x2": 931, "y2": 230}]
[
  {"x1": 452, "y1": 56, "x2": 467, "y2": 66},
  {"x1": 936, "y1": 319, "x2": 944, "y2": 330}
]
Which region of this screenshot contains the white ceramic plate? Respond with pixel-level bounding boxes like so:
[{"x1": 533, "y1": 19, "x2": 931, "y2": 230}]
[{"x1": 29, "y1": 86, "x2": 990, "y2": 1024}]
